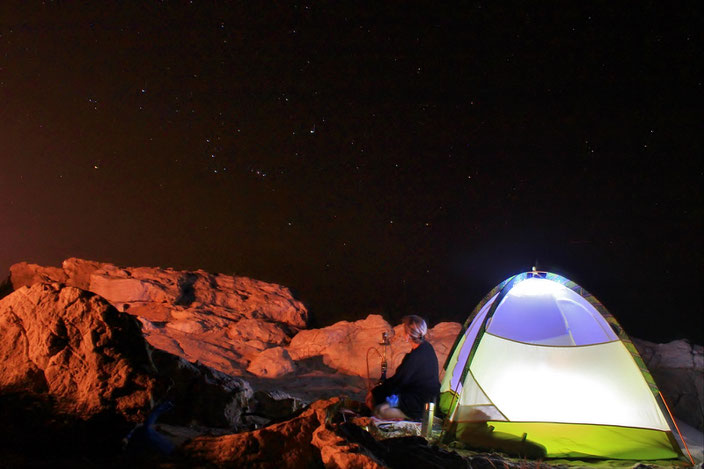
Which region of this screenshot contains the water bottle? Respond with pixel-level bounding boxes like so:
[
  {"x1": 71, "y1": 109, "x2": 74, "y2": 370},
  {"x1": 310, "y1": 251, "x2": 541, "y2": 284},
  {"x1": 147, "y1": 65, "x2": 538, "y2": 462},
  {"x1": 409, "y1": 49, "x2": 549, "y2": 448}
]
[{"x1": 421, "y1": 401, "x2": 435, "y2": 439}]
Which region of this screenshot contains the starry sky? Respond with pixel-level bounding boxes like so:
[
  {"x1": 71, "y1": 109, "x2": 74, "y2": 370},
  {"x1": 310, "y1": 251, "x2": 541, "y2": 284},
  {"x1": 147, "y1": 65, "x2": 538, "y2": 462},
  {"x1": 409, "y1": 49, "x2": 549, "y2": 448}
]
[{"x1": 1, "y1": 2, "x2": 701, "y2": 343}]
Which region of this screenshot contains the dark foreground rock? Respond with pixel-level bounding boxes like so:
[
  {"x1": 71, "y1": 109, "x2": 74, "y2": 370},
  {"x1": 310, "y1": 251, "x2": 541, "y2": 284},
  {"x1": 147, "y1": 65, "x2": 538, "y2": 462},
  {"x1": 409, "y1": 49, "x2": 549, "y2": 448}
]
[
  {"x1": 177, "y1": 398, "x2": 568, "y2": 469},
  {"x1": 179, "y1": 397, "x2": 384, "y2": 468},
  {"x1": 149, "y1": 348, "x2": 253, "y2": 429},
  {"x1": 0, "y1": 390, "x2": 134, "y2": 468},
  {"x1": 635, "y1": 338, "x2": 704, "y2": 431}
]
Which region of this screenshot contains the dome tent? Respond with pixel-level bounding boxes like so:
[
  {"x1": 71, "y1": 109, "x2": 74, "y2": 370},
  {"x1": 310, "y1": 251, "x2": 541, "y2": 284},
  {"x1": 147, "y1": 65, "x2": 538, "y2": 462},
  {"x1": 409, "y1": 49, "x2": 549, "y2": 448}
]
[{"x1": 438, "y1": 271, "x2": 689, "y2": 461}]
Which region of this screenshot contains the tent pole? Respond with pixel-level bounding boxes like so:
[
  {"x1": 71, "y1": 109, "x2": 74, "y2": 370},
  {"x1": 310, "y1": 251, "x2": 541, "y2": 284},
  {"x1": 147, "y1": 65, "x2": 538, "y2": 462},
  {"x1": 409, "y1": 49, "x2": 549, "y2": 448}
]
[{"x1": 659, "y1": 391, "x2": 695, "y2": 465}]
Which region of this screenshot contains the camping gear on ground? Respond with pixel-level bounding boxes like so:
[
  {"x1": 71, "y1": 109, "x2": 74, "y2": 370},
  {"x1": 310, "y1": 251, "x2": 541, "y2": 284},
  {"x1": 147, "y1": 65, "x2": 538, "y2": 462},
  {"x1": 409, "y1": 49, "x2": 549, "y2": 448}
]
[{"x1": 438, "y1": 271, "x2": 691, "y2": 462}]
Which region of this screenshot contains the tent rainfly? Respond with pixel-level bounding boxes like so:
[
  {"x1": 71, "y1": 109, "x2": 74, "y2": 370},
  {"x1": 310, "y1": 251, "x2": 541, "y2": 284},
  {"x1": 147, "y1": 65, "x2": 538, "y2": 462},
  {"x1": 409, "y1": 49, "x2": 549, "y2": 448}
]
[{"x1": 438, "y1": 271, "x2": 690, "y2": 461}]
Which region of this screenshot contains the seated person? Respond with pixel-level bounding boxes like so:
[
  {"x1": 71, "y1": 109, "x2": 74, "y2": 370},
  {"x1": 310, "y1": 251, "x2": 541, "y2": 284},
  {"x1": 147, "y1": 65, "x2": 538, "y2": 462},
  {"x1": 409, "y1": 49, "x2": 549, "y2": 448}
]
[{"x1": 366, "y1": 315, "x2": 440, "y2": 421}]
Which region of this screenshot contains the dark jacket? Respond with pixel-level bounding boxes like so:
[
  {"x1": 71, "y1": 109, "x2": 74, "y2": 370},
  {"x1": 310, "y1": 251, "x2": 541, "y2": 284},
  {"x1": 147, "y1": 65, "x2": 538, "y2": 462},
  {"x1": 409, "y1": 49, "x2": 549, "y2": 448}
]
[{"x1": 372, "y1": 340, "x2": 440, "y2": 420}]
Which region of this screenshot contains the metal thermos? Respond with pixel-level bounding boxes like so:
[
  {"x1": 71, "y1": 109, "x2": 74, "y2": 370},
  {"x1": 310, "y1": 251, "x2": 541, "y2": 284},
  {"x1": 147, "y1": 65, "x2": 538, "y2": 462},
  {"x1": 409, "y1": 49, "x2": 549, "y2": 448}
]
[{"x1": 421, "y1": 402, "x2": 435, "y2": 438}]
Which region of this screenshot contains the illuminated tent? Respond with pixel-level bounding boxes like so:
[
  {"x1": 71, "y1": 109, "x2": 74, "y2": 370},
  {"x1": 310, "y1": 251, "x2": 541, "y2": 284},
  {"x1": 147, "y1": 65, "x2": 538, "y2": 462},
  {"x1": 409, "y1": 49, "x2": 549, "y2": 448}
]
[{"x1": 438, "y1": 271, "x2": 687, "y2": 461}]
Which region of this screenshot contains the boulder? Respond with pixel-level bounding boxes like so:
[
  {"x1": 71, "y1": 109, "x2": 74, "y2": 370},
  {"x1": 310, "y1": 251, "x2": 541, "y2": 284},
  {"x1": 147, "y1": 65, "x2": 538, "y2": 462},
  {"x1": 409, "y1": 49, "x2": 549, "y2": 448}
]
[
  {"x1": 287, "y1": 314, "x2": 461, "y2": 380},
  {"x1": 287, "y1": 315, "x2": 397, "y2": 379},
  {"x1": 9, "y1": 262, "x2": 68, "y2": 290},
  {"x1": 634, "y1": 338, "x2": 704, "y2": 431},
  {"x1": 0, "y1": 283, "x2": 156, "y2": 422},
  {"x1": 250, "y1": 390, "x2": 306, "y2": 421},
  {"x1": 428, "y1": 321, "x2": 463, "y2": 367},
  {"x1": 8, "y1": 258, "x2": 308, "y2": 377},
  {"x1": 61, "y1": 257, "x2": 107, "y2": 290},
  {"x1": 149, "y1": 348, "x2": 253, "y2": 429},
  {"x1": 247, "y1": 347, "x2": 296, "y2": 378}
]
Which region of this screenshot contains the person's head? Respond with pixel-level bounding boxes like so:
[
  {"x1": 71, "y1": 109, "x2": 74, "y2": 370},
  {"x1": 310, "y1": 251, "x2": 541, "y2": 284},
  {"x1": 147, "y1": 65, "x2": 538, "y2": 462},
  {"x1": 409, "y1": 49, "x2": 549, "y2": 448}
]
[{"x1": 402, "y1": 315, "x2": 427, "y2": 344}]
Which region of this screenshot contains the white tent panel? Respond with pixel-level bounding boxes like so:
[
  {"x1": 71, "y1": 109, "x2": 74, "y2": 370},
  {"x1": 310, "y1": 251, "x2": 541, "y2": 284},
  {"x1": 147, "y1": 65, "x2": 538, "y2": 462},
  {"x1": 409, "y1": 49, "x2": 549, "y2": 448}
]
[
  {"x1": 453, "y1": 404, "x2": 506, "y2": 422},
  {"x1": 452, "y1": 370, "x2": 507, "y2": 421},
  {"x1": 470, "y1": 334, "x2": 669, "y2": 431},
  {"x1": 459, "y1": 370, "x2": 492, "y2": 406}
]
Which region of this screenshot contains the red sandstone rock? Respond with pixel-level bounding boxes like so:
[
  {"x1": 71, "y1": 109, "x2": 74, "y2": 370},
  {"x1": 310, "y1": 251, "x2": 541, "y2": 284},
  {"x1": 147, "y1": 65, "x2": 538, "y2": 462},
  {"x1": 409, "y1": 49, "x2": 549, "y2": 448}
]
[
  {"x1": 60, "y1": 258, "x2": 107, "y2": 290},
  {"x1": 6, "y1": 259, "x2": 461, "y2": 405},
  {"x1": 9, "y1": 262, "x2": 68, "y2": 290},
  {"x1": 287, "y1": 315, "x2": 395, "y2": 378},
  {"x1": 0, "y1": 283, "x2": 156, "y2": 421},
  {"x1": 427, "y1": 321, "x2": 463, "y2": 370},
  {"x1": 9, "y1": 258, "x2": 308, "y2": 377},
  {"x1": 247, "y1": 347, "x2": 296, "y2": 378},
  {"x1": 227, "y1": 318, "x2": 291, "y2": 344},
  {"x1": 10, "y1": 258, "x2": 308, "y2": 328},
  {"x1": 287, "y1": 314, "x2": 461, "y2": 380}
]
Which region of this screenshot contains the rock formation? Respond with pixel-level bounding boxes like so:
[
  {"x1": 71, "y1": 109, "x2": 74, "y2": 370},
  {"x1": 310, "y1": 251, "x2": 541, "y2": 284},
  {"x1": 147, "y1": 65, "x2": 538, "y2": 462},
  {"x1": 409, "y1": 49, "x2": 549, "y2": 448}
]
[
  {"x1": 247, "y1": 347, "x2": 297, "y2": 378},
  {"x1": 6, "y1": 259, "x2": 457, "y2": 399},
  {"x1": 634, "y1": 338, "x2": 704, "y2": 431},
  {"x1": 9, "y1": 258, "x2": 307, "y2": 377},
  {"x1": 0, "y1": 282, "x2": 156, "y2": 422},
  {"x1": 287, "y1": 314, "x2": 461, "y2": 380}
]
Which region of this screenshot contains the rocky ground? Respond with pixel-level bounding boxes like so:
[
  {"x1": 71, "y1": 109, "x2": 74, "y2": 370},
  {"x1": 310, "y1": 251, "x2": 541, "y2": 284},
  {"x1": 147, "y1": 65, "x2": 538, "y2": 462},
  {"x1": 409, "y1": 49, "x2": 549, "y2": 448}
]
[{"x1": 1, "y1": 258, "x2": 702, "y2": 468}]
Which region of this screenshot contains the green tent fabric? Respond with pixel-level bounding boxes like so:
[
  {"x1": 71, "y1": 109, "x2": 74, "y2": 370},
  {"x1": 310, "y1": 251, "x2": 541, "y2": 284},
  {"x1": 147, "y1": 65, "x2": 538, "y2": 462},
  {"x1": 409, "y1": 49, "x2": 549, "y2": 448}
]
[{"x1": 438, "y1": 271, "x2": 686, "y2": 460}]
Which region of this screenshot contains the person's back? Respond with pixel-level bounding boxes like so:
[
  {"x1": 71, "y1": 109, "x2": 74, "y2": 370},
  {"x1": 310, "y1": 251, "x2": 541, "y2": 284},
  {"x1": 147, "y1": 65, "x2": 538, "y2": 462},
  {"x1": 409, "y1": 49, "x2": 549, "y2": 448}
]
[
  {"x1": 369, "y1": 316, "x2": 440, "y2": 420},
  {"x1": 389, "y1": 339, "x2": 439, "y2": 419}
]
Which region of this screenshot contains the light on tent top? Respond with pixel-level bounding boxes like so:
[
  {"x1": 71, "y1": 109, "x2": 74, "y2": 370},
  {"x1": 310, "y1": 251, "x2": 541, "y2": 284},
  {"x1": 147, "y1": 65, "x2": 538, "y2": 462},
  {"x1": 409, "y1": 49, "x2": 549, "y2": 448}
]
[{"x1": 509, "y1": 277, "x2": 568, "y2": 298}]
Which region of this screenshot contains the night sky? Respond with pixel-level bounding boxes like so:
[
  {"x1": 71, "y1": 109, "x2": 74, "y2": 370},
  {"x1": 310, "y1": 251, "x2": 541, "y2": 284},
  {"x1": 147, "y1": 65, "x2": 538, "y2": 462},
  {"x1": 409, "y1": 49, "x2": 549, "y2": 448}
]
[{"x1": 1, "y1": 2, "x2": 701, "y2": 343}]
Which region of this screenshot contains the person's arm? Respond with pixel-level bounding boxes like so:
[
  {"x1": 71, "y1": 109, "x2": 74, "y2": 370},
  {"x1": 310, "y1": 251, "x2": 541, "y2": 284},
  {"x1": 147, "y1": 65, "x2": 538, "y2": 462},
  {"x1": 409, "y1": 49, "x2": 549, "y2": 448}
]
[
  {"x1": 374, "y1": 360, "x2": 404, "y2": 394},
  {"x1": 371, "y1": 350, "x2": 414, "y2": 403}
]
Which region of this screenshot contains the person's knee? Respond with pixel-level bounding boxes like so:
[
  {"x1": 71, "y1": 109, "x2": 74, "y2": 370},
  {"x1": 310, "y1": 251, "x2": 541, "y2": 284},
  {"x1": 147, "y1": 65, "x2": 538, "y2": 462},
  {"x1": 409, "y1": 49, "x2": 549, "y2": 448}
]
[
  {"x1": 373, "y1": 403, "x2": 389, "y2": 418},
  {"x1": 374, "y1": 404, "x2": 409, "y2": 420}
]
